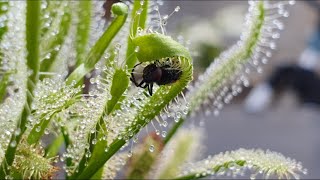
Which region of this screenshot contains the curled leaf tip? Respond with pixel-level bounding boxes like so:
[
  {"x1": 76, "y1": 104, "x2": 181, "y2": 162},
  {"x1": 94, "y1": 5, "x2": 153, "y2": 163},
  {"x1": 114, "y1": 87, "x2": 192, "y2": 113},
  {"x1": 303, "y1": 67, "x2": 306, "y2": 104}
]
[{"x1": 112, "y1": 2, "x2": 128, "y2": 16}]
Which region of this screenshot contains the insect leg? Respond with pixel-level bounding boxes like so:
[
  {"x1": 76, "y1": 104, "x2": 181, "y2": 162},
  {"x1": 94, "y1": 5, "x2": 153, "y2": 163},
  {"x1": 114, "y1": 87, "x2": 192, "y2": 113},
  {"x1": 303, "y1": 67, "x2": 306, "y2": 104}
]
[
  {"x1": 133, "y1": 62, "x2": 142, "y2": 68},
  {"x1": 137, "y1": 80, "x2": 146, "y2": 87},
  {"x1": 130, "y1": 62, "x2": 144, "y2": 86},
  {"x1": 148, "y1": 83, "x2": 153, "y2": 96},
  {"x1": 141, "y1": 83, "x2": 148, "y2": 88}
]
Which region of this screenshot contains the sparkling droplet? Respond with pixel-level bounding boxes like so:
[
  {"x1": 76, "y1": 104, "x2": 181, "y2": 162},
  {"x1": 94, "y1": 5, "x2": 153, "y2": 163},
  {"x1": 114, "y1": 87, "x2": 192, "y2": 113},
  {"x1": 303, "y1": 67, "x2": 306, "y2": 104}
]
[
  {"x1": 14, "y1": 129, "x2": 21, "y2": 136},
  {"x1": 214, "y1": 110, "x2": 219, "y2": 116},
  {"x1": 149, "y1": 145, "x2": 155, "y2": 152},
  {"x1": 134, "y1": 46, "x2": 140, "y2": 52},
  {"x1": 175, "y1": 6, "x2": 180, "y2": 12},
  {"x1": 133, "y1": 136, "x2": 138, "y2": 143},
  {"x1": 289, "y1": 0, "x2": 295, "y2": 5},
  {"x1": 127, "y1": 150, "x2": 133, "y2": 157},
  {"x1": 162, "y1": 121, "x2": 168, "y2": 127},
  {"x1": 161, "y1": 131, "x2": 167, "y2": 137},
  {"x1": 10, "y1": 141, "x2": 16, "y2": 147},
  {"x1": 36, "y1": 126, "x2": 41, "y2": 132},
  {"x1": 155, "y1": 130, "x2": 160, "y2": 135}
]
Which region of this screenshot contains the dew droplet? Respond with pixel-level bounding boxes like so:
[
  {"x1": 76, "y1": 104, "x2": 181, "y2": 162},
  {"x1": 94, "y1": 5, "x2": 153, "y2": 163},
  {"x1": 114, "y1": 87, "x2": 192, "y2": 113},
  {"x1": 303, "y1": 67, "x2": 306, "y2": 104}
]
[
  {"x1": 161, "y1": 131, "x2": 167, "y2": 137},
  {"x1": 149, "y1": 145, "x2": 155, "y2": 152},
  {"x1": 155, "y1": 129, "x2": 160, "y2": 135},
  {"x1": 127, "y1": 150, "x2": 133, "y2": 157},
  {"x1": 162, "y1": 121, "x2": 168, "y2": 127},
  {"x1": 175, "y1": 6, "x2": 180, "y2": 12},
  {"x1": 10, "y1": 141, "x2": 16, "y2": 147},
  {"x1": 36, "y1": 126, "x2": 41, "y2": 132},
  {"x1": 134, "y1": 46, "x2": 140, "y2": 52}
]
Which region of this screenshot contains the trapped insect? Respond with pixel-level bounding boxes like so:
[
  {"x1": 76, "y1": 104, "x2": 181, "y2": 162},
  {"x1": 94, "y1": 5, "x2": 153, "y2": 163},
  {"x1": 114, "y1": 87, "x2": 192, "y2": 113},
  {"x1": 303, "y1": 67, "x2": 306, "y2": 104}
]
[{"x1": 130, "y1": 59, "x2": 182, "y2": 96}]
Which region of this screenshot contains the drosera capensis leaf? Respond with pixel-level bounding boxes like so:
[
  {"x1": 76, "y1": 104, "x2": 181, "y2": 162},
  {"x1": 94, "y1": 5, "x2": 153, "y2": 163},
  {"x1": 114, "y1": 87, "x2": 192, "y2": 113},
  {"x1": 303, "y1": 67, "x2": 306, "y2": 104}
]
[
  {"x1": 188, "y1": 1, "x2": 265, "y2": 113},
  {"x1": 107, "y1": 69, "x2": 130, "y2": 114},
  {"x1": 0, "y1": 1, "x2": 41, "y2": 178},
  {"x1": 175, "y1": 149, "x2": 306, "y2": 180},
  {"x1": 0, "y1": 73, "x2": 9, "y2": 102},
  {"x1": 76, "y1": 29, "x2": 193, "y2": 179},
  {"x1": 66, "y1": 2, "x2": 128, "y2": 86},
  {"x1": 45, "y1": 134, "x2": 64, "y2": 158},
  {"x1": 0, "y1": 1, "x2": 9, "y2": 102},
  {"x1": 40, "y1": 2, "x2": 72, "y2": 76},
  {"x1": 70, "y1": 68, "x2": 130, "y2": 179},
  {"x1": 164, "y1": 0, "x2": 266, "y2": 146},
  {"x1": 75, "y1": 0, "x2": 92, "y2": 67},
  {"x1": 126, "y1": 0, "x2": 149, "y2": 69}
]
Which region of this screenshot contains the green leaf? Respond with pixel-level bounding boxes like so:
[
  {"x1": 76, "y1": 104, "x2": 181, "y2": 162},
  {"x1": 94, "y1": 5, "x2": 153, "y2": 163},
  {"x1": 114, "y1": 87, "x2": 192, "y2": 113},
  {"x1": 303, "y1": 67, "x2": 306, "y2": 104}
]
[
  {"x1": 76, "y1": 31, "x2": 193, "y2": 179},
  {"x1": 0, "y1": 1, "x2": 9, "y2": 102},
  {"x1": 125, "y1": 0, "x2": 149, "y2": 69},
  {"x1": 0, "y1": 73, "x2": 9, "y2": 102},
  {"x1": 45, "y1": 134, "x2": 64, "y2": 158},
  {"x1": 166, "y1": 1, "x2": 267, "y2": 146},
  {"x1": 0, "y1": 1, "x2": 41, "y2": 178},
  {"x1": 40, "y1": 2, "x2": 72, "y2": 76},
  {"x1": 66, "y1": 3, "x2": 128, "y2": 85},
  {"x1": 107, "y1": 69, "x2": 129, "y2": 113},
  {"x1": 75, "y1": 0, "x2": 91, "y2": 67},
  {"x1": 175, "y1": 148, "x2": 305, "y2": 180},
  {"x1": 27, "y1": 94, "x2": 78, "y2": 145},
  {"x1": 90, "y1": 168, "x2": 104, "y2": 180},
  {"x1": 133, "y1": 33, "x2": 192, "y2": 62},
  {"x1": 0, "y1": 1, "x2": 8, "y2": 40},
  {"x1": 126, "y1": 135, "x2": 163, "y2": 179},
  {"x1": 188, "y1": 1, "x2": 265, "y2": 112},
  {"x1": 70, "y1": 69, "x2": 130, "y2": 179}
]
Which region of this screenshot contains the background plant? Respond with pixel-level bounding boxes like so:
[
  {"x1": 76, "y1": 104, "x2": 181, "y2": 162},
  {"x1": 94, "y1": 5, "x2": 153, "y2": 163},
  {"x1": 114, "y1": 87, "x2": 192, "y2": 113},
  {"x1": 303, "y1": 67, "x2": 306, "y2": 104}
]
[{"x1": 0, "y1": 0, "x2": 306, "y2": 179}]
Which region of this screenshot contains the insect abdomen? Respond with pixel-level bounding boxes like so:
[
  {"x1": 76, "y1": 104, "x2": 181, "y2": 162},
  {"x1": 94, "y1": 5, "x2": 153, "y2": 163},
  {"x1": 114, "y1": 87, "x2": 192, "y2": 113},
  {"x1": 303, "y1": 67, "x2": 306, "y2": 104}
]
[{"x1": 157, "y1": 68, "x2": 182, "y2": 85}]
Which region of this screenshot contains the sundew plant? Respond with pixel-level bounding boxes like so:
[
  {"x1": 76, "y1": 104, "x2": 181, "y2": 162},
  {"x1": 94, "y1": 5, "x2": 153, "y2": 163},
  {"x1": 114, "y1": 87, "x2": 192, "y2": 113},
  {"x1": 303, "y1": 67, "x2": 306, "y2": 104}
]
[{"x1": 0, "y1": 0, "x2": 307, "y2": 179}]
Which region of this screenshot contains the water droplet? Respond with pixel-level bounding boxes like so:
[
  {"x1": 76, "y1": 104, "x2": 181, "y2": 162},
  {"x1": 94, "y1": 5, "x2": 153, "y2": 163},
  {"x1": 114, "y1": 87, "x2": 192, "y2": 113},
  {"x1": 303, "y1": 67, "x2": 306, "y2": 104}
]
[
  {"x1": 155, "y1": 129, "x2": 160, "y2": 135},
  {"x1": 10, "y1": 141, "x2": 16, "y2": 147},
  {"x1": 289, "y1": 0, "x2": 295, "y2": 5},
  {"x1": 214, "y1": 110, "x2": 219, "y2": 116},
  {"x1": 133, "y1": 136, "x2": 138, "y2": 143},
  {"x1": 161, "y1": 131, "x2": 167, "y2": 137},
  {"x1": 162, "y1": 121, "x2": 168, "y2": 127},
  {"x1": 134, "y1": 46, "x2": 140, "y2": 52},
  {"x1": 175, "y1": 6, "x2": 180, "y2": 12},
  {"x1": 36, "y1": 126, "x2": 41, "y2": 132},
  {"x1": 127, "y1": 150, "x2": 133, "y2": 157},
  {"x1": 14, "y1": 129, "x2": 21, "y2": 136},
  {"x1": 149, "y1": 145, "x2": 155, "y2": 152}
]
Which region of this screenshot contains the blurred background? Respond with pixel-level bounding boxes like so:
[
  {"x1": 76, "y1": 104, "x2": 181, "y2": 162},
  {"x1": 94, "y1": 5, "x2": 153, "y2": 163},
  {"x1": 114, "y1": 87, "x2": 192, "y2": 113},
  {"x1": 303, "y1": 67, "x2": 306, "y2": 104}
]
[{"x1": 160, "y1": 1, "x2": 320, "y2": 179}]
